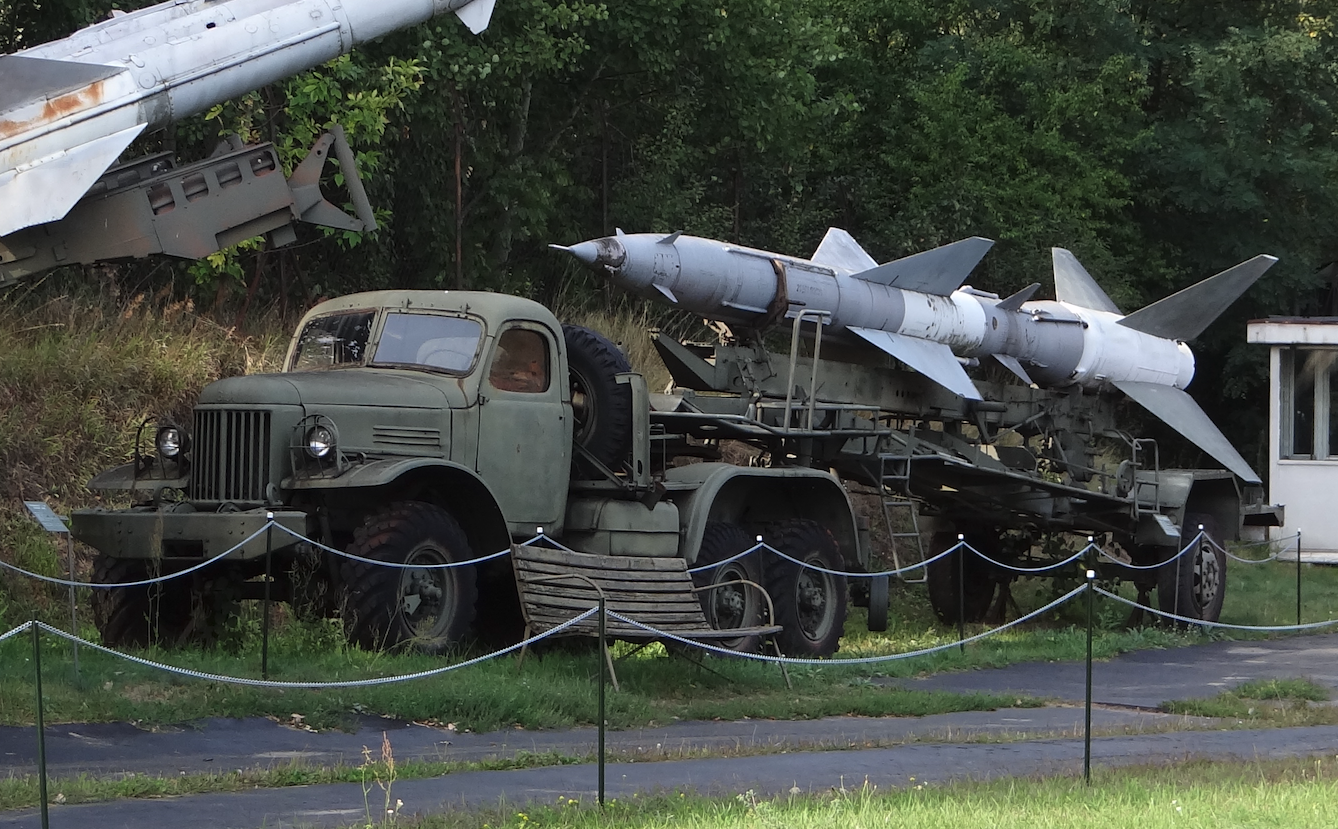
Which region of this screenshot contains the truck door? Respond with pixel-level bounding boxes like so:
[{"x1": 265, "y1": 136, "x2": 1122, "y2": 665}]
[{"x1": 475, "y1": 324, "x2": 571, "y2": 533}]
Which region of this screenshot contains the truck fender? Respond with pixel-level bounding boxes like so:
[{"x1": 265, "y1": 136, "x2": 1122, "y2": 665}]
[
  {"x1": 286, "y1": 458, "x2": 511, "y2": 561},
  {"x1": 665, "y1": 463, "x2": 863, "y2": 569}
]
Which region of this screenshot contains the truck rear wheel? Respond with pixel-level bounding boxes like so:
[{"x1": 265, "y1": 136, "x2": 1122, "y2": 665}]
[
  {"x1": 92, "y1": 556, "x2": 191, "y2": 648},
  {"x1": 691, "y1": 522, "x2": 766, "y2": 653},
  {"x1": 764, "y1": 519, "x2": 848, "y2": 657},
  {"x1": 925, "y1": 531, "x2": 997, "y2": 624},
  {"x1": 563, "y1": 325, "x2": 632, "y2": 473},
  {"x1": 1157, "y1": 514, "x2": 1226, "y2": 624},
  {"x1": 341, "y1": 502, "x2": 479, "y2": 654}
]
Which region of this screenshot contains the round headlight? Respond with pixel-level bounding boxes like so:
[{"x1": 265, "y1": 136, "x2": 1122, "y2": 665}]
[
  {"x1": 156, "y1": 426, "x2": 183, "y2": 458},
  {"x1": 306, "y1": 425, "x2": 335, "y2": 459}
]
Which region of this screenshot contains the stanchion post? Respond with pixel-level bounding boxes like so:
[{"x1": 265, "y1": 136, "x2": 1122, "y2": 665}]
[
  {"x1": 262, "y1": 512, "x2": 274, "y2": 681},
  {"x1": 66, "y1": 534, "x2": 78, "y2": 679},
  {"x1": 1296, "y1": 530, "x2": 1302, "y2": 628},
  {"x1": 957, "y1": 534, "x2": 965, "y2": 654},
  {"x1": 597, "y1": 594, "x2": 606, "y2": 808},
  {"x1": 32, "y1": 623, "x2": 50, "y2": 829},
  {"x1": 1084, "y1": 568, "x2": 1095, "y2": 785}
]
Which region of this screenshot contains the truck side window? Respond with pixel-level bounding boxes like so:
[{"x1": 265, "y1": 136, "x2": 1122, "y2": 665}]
[{"x1": 489, "y1": 329, "x2": 549, "y2": 393}]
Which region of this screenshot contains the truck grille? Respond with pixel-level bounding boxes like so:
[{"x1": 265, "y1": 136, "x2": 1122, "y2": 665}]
[{"x1": 191, "y1": 409, "x2": 272, "y2": 502}]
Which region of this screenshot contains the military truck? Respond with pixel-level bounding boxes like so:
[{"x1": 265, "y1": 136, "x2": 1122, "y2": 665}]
[{"x1": 72, "y1": 290, "x2": 862, "y2": 657}]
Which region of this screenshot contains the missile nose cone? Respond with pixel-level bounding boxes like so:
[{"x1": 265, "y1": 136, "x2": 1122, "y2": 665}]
[{"x1": 549, "y1": 237, "x2": 627, "y2": 271}]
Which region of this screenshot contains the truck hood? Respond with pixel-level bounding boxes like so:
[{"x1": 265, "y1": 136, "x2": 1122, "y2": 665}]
[{"x1": 200, "y1": 370, "x2": 469, "y2": 409}]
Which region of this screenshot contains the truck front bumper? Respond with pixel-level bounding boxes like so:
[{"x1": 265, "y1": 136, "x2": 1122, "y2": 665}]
[{"x1": 71, "y1": 507, "x2": 312, "y2": 561}]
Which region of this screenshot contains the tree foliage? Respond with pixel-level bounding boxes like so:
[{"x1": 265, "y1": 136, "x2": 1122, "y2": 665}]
[{"x1": 6, "y1": 0, "x2": 1338, "y2": 455}]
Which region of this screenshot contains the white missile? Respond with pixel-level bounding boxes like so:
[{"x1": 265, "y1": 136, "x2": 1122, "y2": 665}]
[
  {"x1": 553, "y1": 229, "x2": 1277, "y2": 483},
  {"x1": 0, "y1": 0, "x2": 496, "y2": 238}
]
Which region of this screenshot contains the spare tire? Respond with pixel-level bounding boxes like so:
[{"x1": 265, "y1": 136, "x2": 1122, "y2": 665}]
[{"x1": 563, "y1": 324, "x2": 633, "y2": 473}]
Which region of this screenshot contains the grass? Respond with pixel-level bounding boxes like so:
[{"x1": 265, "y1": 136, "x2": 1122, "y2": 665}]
[
  {"x1": 368, "y1": 755, "x2": 1338, "y2": 829},
  {"x1": 1162, "y1": 677, "x2": 1337, "y2": 726}
]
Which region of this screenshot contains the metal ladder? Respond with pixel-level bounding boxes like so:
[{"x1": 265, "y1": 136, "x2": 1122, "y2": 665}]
[{"x1": 878, "y1": 429, "x2": 927, "y2": 583}]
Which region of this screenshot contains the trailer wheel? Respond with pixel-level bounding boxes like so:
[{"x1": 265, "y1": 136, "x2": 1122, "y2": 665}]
[
  {"x1": 763, "y1": 519, "x2": 848, "y2": 657},
  {"x1": 563, "y1": 325, "x2": 633, "y2": 474},
  {"x1": 867, "y1": 574, "x2": 890, "y2": 632},
  {"x1": 925, "y1": 531, "x2": 997, "y2": 624},
  {"x1": 91, "y1": 555, "x2": 191, "y2": 648},
  {"x1": 341, "y1": 502, "x2": 478, "y2": 654},
  {"x1": 691, "y1": 522, "x2": 766, "y2": 653},
  {"x1": 1157, "y1": 514, "x2": 1227, "y2": 625}
]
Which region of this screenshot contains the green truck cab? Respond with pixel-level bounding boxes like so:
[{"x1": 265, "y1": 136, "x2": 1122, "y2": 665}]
[{"x1": 73, "y1": 290, "x2": 863, "y2": 656}]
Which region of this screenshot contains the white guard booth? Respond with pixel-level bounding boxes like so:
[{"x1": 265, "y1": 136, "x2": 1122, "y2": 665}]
[{"x1": 1248, "y1": 317, "x2": 1338, "y2": 560}]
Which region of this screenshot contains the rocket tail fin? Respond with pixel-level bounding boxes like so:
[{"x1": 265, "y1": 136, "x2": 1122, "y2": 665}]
[
  {"x1": 454, "y1": 0, "x2": 497, "y2": 33},
  {"x1": 849, "y1": 328, "x2": 983, "y2": 400},
  {"x1": 1113, "y1": 381, "x2": 1261, "y2": 483},
  {"x1": 1117, "y1": 255, "x2": 1278, "y2": 342},
  {"x1": 855, "y1": 237, "x2": 994, "y2": 296},
  {"x1": 1053, "y1": 249, "x2": 1122, "y2": 314},
  {"x1": 812, "y1": 227, "x2": 878, "y2": 273},
  {"x1": 996, "y1": 282, "x2": 1040, "y2": 312}
]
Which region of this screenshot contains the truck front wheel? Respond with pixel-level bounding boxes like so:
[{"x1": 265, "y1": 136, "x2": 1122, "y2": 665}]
[
  {"x1": 764, "y1": 519, "x2": 848, "y2": 657},
  {"x1": 92, "y1": 556, "x2": 191, "y2": 648},
  {"x1": 341, "y1": 502, "x2": 479, "y2": 654}
]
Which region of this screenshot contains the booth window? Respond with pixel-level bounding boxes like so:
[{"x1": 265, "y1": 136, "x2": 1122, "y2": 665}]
[{"x1": 1281, "y1": 347, "x2": 1338, "y2": 458}]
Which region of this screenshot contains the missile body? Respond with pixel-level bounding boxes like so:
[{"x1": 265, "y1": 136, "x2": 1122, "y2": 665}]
[
  {"x1": 555, "y1": 229, "x2": 1276, "y2": 482},
  {"x1": 0, "y1": 0, "x2": 495, "y2": 237}
]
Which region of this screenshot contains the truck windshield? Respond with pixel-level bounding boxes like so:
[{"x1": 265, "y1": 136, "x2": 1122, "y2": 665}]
[
  {"x1": 372, "y1": 313, "x2": 483, "y2": 374},
  {"x1": 289, "y1": 311, "x2": 375, "y2": 371}
]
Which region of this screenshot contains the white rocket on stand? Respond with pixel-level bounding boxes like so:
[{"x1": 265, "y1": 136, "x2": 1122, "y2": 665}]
[{"x1": 553, "y1": 228, "x2": 1275, "y2": 483}]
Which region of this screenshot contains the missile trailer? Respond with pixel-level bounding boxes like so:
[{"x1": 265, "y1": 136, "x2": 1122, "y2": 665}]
[
  {"x1": 71, "y1": 287, "x2": 1276, "y2": 657},
  {"x1": 71, "y1": 290, "x2": 865, "y2": 656},
  {"x1": 652, "y1": 318, "x2": 1281, "y2": 626}
]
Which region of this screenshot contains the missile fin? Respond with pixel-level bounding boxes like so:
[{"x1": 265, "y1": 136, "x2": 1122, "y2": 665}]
[
  {"x1": 1053, "y1": 249, "x2": 1122, "y2": 314},
  {"x1": 1118, "y1": 255, "x2": 1278, "y2": 342},
  {"x1": 994, "y1": 354, "x2": 1036, "y2": 386},
  {"x1": 996, "y1": 282, "x2": 1041, "y2": 312},
  {"x1": 855, "y1": 237, "x2": 995, "y2": 296},
  {"x1": 654, "y1": 284, "x2": 679, "y2": 304},
  {"x1": 850, "y1": 327, "x2": 983, "y2": 400},
  {"x1": 0, "y1": 122, "x2": 145, "y2": 237},
  {"x1": 812, "y1": 227, "x2": 877, "y2": 274},
  {"x1": 1113, "y1": 380, "x2": 1261, "y2": 483},
  {"x1": 453, "y1": 0, "x2": 497, "y2": 34},
  {"x1": 658, "y1": 230, "x2": 684, "y2": 245}
]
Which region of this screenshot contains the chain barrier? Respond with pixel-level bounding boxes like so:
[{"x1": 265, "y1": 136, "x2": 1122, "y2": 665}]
[
  {"x1": 0, "y1": 526, "x2": 267, "y2": 588},
  {"x1": 23, "y1": 611, "x2": 597, "y2": 689},
  {"x1": 0, "y1": 621, "x2": 33, "y2": 645},
  {"x1": 270, "y1": 523, "x2": 519, "y2": 570},
  {"x1": 610, "y1": 584, "x2": 1088, "y2": 666},
  {"x1": 685, "y1": 539, "x2": 965, "y2": 579},
  {"x1": 1092, "y1": 588, "x2": 1338, "y2": 632}
]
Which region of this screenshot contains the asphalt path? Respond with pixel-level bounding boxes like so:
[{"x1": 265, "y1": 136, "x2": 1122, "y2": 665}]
[{"x1": 4, "y1": 632, "x2": 1338, "y2": 828}]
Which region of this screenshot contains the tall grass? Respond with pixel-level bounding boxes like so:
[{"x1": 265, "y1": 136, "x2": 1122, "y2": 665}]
[{"x1": 0, "y1": 280, "x2": 286, "y2": 626}]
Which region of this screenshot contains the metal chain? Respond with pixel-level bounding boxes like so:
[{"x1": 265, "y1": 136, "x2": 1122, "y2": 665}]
[
  {"x1": 29, "y1": 611, "x2": 596, "y2": 689},
  {"x1": 609, "y1": 585, "x2": 1087, "y2": 666},
  {"x1": 0, "y1": 621, "x2": 32, "y2": 644},
  {"x1": 1094, "y1": 588, "x2": 1338, "y2": 632},
  {"x1": 0, "y1": 526, "x2": 268, "y2": 588}
]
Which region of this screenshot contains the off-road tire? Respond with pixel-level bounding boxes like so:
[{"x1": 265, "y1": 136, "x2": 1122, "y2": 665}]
[
  {"x1": 763, "y1": 519, "x2": 848, "y2": 657},
  {"x1": 1158, "y1": 513, "x2": 1227, "y2": 624},
  {"x1": 340, "y1": 502, "x2": 479, "y2": 654},
  {"x1": 691, "y1": 522, "x2": 767, "y2": 653},
  {"x1": 91, "y1": 555, "x2": 191, "y2": 648},
  {"x1": 867, "y1": 574, "x2": 890, "y2": 632},
  {"x1": 925, "y1": 530, "x2": 998, "y2": 624},
  {"x1": 563, "y1": 324, "x2": 632, "y2": 474}
]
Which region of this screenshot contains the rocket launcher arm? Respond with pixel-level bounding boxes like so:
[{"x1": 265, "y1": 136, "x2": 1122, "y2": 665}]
[{"x1": 0, "y1": 130, "x2": 374, "y2": 287}]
